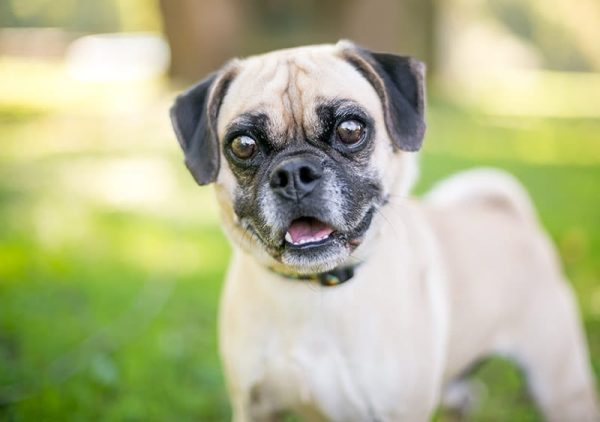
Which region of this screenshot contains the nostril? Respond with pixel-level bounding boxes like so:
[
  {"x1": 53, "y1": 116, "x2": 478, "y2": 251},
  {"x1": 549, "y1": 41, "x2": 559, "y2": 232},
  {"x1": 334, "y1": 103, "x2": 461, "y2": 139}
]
[
  {"x1": 272, "y1": 170, "x2": 289, "y2": 188},
  {"x1": 299, "y1": 166, "x2": 320, "y2": 184}
]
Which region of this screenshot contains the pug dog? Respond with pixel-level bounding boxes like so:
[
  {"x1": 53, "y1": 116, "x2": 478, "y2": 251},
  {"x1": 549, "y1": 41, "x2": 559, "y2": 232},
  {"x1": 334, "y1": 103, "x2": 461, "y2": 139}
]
[{"x1": 169, "y1": 41, "x2": 599, "y2": 421}]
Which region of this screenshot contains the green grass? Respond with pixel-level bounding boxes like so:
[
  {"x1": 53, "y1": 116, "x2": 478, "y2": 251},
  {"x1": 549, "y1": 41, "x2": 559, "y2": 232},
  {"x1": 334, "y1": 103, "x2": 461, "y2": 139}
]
[{"x1": 0, "y1": 65, "x2": 599, "y2": 420}]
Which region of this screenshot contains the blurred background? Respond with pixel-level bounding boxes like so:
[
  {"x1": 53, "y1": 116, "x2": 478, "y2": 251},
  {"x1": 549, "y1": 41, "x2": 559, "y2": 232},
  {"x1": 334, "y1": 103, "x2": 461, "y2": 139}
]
[{"x1": 0, "y1": 0, "x2": 599, "y2": 420}]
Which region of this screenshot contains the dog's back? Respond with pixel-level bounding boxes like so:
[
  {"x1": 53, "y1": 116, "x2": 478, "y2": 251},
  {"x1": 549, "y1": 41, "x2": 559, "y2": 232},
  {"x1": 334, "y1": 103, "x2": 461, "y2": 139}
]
[{"x1": 425, "y1": 168, "x2": 536, "y2": 221}]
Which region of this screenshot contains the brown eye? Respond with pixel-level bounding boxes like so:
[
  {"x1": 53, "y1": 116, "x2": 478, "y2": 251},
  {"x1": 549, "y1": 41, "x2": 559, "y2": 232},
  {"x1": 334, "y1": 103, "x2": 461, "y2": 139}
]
[
  {"x1": 336, "y1": 120, "x2": 365, "y2": 145},
  {"x1": 230, "y1": 135, "x2": 257, "y2": 159}
]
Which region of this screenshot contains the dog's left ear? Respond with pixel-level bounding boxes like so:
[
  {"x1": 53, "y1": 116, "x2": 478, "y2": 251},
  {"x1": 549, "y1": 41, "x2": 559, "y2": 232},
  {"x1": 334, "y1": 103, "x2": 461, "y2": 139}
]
[
  {"x1": 170, "y1": 66, "x2": 237, "y2": 185},
  {"x1": 339, "y1": 42, "x2": 426, "y2": 152}
]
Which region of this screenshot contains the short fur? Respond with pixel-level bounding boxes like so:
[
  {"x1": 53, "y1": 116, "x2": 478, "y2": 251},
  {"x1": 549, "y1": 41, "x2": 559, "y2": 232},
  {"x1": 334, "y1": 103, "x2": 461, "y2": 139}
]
[{"x1": 170, "y1": 41, "x2": 599, "y2": 421}]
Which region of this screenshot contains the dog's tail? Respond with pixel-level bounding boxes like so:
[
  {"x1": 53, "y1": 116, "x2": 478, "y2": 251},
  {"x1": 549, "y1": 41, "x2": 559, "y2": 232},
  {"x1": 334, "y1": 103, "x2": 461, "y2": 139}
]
[{"x1": 424, "y1": 168, "x2": 537, "y2": 223}]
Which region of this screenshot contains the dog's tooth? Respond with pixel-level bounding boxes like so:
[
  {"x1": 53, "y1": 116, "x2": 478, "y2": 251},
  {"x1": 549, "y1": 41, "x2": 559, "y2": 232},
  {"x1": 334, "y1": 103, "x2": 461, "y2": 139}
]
[{"x1": 288, "y1": 234, "x2": 332, "y2": 246}]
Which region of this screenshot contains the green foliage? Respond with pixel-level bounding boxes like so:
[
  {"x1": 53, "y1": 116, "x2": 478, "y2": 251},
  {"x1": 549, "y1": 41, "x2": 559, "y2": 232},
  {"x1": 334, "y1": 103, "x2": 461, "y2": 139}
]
[
  {"x1": 0, "y1": 64, "x2": 599, "y2": 420},
  {"x1": 0, "y1": 0, "x2": 160, "y2": 32}
]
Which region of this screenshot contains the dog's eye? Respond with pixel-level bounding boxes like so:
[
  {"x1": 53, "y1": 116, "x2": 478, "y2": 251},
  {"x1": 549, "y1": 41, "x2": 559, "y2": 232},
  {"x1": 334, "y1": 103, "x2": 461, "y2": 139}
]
[
  {"x1": 336, "y1": 120, "x2": 364, "y2": 145},
  {"x1": 230, "y1": 135, "x2": 257, "y2": 159}
]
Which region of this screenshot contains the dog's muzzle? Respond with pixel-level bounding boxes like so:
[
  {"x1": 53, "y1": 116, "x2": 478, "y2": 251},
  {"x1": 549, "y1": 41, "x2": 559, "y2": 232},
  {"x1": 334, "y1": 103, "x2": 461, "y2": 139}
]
[{"x1": 267, "y1": 154, "x2": 337, "y2": 248}]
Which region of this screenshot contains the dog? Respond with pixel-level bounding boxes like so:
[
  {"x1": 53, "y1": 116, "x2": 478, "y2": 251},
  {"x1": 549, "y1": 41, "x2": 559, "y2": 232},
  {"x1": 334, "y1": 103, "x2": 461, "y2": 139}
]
[{"x1": 169, "y1": 41, "x2": 599, "y2": 421}]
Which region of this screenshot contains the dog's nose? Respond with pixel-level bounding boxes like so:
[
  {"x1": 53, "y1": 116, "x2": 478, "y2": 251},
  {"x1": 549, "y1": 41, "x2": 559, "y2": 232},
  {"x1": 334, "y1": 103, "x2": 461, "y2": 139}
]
[{"x1": 269, "y1": 157, "x2": 323, "y2": 201}]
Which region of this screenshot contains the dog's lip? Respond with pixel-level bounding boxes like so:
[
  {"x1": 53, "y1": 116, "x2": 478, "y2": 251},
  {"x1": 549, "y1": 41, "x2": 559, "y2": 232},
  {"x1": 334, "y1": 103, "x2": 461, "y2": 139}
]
[{"x1": 284, "y1": 217, "x2": 335, "y2": 247}]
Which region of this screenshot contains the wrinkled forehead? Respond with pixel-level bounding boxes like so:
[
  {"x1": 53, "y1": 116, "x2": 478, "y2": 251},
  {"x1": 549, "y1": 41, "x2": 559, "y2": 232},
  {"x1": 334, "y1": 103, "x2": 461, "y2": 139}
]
[{"x1": 217, "y1": 47, "x2": 382, "y2": 142}]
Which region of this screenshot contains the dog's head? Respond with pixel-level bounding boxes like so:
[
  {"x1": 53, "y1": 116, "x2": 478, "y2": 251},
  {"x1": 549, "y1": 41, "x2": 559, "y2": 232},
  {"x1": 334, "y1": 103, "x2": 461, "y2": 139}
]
[{"x1": 170, "y1": 41, "x2": 425, "y2": 274}]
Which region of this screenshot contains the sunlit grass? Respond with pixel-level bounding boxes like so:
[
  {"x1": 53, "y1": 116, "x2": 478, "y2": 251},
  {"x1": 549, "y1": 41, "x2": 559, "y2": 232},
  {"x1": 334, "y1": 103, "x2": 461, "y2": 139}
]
[
  {"x1": 0, "y1": 57, "x2": 167, "y2": 113},
  {"x1": 426, "y1": 98, "x2": 600, "y2": 166},
  {"x1": 437, "y1": 70, "x2": 600, "y2": 118},
  {"x1": 0, "y1": 58, "x2": 599, "y2": 420}
]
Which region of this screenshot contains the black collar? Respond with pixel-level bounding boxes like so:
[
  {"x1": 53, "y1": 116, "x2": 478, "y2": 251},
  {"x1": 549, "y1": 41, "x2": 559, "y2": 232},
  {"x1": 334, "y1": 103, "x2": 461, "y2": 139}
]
[{"x1": 269, "y1": 265, "x2": 356, "y2": 287}]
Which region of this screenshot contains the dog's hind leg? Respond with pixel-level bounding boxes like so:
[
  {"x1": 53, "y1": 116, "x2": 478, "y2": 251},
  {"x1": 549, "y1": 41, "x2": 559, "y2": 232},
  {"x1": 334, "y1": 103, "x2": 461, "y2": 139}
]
[
  {"x1": 441, "y1": 377, "x2": 486, "y2": 420},
  {"x1": 498, "y1": 278, "x2": 599, "y2": 422}
]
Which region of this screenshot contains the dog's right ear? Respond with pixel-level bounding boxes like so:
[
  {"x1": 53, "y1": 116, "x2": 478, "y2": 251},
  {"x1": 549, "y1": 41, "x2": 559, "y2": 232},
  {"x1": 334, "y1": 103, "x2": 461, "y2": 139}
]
[{"x1": 170, "y1": 68, "x2": 236, "y2": 185}]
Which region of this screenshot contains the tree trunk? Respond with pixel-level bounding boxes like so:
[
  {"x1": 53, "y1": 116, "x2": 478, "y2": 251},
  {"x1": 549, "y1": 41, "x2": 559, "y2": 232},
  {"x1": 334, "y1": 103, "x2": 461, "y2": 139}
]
[
  {"x1": 341, "y1": 0, "x2": 437, "y2": 71},
  {"x1": 159, "y1": 0, "x2": 242, "y2": 82},
  {"x1": 159, "y1": 0, "x2": 437, "y2": 82}
]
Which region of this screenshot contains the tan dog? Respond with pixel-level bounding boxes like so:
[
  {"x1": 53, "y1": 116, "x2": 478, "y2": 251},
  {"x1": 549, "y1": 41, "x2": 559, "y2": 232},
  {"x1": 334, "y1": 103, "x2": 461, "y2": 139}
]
[{"x1": 170, "y1": 41, "x2": 599, "y2": 421}]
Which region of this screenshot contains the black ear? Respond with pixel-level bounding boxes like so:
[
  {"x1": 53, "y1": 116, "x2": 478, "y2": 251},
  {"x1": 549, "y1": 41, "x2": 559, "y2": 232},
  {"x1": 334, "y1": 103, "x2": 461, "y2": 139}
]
[
  {"x1": 341, "y1": 46, "x2": 426, "y2": 152},
  {"x1": 170, "y1": 70, "x2": 235, "y2": 185}
]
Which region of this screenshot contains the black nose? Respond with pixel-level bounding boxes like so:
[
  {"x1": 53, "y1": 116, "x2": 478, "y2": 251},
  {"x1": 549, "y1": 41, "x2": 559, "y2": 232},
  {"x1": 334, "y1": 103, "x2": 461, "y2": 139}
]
[{"x1": 269, "y1": 157, "x2": 323, "y2": 201}]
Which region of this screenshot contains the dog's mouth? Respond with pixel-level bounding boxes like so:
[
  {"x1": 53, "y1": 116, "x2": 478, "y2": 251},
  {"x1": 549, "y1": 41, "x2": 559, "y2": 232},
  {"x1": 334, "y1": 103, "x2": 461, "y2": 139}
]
[
  {"x1": 284, "y1": 217, "x2": 335, "y2": 248},
  {"x1": 239, "y1": 205, "x2": 376, "y2": 273},
  {"x1": 272, "y1": 207, "x2": 376, "y2": 273},
  {"x1": 280, "y1": 206, "x2": 375, "y2": 253}
]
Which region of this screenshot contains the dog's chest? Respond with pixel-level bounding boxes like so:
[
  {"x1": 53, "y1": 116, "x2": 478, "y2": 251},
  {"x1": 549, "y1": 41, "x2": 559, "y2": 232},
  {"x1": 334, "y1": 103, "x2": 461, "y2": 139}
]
[
  {"x1": 238, "y1": 311, "x2": 401, "y2": 420},
  {"x1": 254, "y1": 330, "x2": 361, "y2": 415},
  {"x1": 220, "y1": 257, "x2": 444, "y2": 420}
]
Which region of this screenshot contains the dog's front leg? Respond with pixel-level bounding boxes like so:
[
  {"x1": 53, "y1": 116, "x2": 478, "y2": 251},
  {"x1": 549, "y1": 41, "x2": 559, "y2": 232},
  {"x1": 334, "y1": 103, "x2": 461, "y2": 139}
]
[
  {"x1": 230, "y1": 395, "x2": 270, "y2": 422},
  {"x1": 229, "y1": 386, "x2": 301, "y2": 422}
]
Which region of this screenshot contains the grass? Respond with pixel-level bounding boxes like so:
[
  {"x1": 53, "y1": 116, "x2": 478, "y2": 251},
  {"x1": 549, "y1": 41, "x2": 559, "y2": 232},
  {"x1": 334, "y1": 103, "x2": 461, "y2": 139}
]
[{"x1": 0, "y1": 60, "x2": 599, "y2": 421}]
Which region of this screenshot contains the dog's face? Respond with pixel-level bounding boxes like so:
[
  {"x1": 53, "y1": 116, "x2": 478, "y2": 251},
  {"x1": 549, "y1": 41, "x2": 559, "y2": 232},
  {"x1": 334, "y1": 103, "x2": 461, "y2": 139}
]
[{"x1": 170, "y1": 42, "x2": 425, "y2": 274}]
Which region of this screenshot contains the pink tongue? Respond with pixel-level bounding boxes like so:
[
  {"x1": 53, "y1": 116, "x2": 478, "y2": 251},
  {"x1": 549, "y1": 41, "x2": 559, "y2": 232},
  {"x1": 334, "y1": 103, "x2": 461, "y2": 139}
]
[{"x1": 287, "y1": 218, "x2": 333, "y2": 243}]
